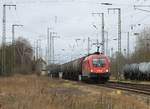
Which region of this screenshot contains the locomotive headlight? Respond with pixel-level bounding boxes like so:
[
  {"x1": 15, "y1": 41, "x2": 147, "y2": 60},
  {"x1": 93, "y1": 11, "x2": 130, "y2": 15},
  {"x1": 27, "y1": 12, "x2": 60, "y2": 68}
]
[
  {"x1": 91, "y1": 69, "x2": 93, "y2": 72},
  {"x1": 106, "y1": 69, "x2": 109, "y2": 72}
]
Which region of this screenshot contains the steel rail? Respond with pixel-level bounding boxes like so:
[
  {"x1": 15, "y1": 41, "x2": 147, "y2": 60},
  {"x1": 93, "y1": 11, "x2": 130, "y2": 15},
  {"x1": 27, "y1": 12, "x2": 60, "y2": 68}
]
[{"x1": 98, "y1": 81, "x2": 150, "y2": 95}]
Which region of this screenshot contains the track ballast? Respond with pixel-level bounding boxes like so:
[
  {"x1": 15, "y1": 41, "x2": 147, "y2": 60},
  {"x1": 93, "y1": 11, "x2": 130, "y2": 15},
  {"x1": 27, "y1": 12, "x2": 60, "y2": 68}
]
[{"x1": 98, "y1": 81, "x2": 150, "y2": 95}]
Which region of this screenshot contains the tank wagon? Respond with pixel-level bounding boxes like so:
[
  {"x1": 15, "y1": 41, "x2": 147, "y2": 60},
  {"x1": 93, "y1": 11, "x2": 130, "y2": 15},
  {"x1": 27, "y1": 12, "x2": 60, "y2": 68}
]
[
  {"x1": 123, "y1": 62, "x2": 150, "y2": 81},
  {"x1": 50, "y1": 52, "x2": 111, "y2": 82},
  {"x1": 47, "y1": 64, "x2": 61, "y2": 77}
]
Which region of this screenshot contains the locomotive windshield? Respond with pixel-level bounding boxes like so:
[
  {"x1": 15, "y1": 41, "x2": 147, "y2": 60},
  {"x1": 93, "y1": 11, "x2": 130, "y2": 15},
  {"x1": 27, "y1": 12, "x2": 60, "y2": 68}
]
[{"x1": 93, "y1": 58, "x2": 105, "y2": 67}]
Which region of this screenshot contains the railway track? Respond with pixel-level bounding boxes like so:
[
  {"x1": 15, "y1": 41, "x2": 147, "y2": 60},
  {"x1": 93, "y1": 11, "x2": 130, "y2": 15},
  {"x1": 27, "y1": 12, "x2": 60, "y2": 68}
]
[{"x1": 98, "y1": 81, "x2": 150, "y2": 95}]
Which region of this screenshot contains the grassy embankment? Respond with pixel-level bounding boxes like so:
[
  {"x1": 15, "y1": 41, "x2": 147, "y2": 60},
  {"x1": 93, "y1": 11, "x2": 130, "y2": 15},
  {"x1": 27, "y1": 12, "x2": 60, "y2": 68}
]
[{"x1": 0, "y1": 74, "x2": 148, "y2": 109}]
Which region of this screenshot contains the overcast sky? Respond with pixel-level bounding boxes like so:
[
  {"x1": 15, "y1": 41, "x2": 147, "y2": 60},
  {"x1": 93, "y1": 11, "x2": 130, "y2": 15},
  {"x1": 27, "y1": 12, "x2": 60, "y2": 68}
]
[{"x1": 0, "y1": 0, "x2": 150, "y2": 63}]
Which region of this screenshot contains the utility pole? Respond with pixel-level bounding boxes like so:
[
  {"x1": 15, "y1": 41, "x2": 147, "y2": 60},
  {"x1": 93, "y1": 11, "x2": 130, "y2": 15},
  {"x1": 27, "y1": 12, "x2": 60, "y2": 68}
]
[
  {"x1": 48, "y1": 31, "x2": 57, "y2": 64},
  {"x1": 127, "y1": 32, "x2": 130, "y2": 59},
  {"x1": 108, "y1": 8, "x2": 121, "y2": 54},
  {"x1": 88, "y1": 37, "x2": 90, "y2": 55},
  {"x1": 39, "y1": 41, "x2": 42, "y2": 58},
  {"x1": 36, "y1": 39, "x2": 40, "y2": 60},
  {"x1": 50, "y1": 32, "x2": 52, "y2": 64},
  {"x1": 108, "y1": 8, "x2": 121, "y2": 80},
  {"x1": 47, "y1": 27, "x2": 50, "y2": 64},
  {"x1": 36, "y1": 39, "x2": 42, "y2": 60},
  {"x1": 52, "y1": 35, "x2": 54, "y2": 63},
  {"x1": 2, "y1": 4, "x2": 16, "y2": 74},
  {"x1": 111, "y1": 48, "x2": 113, "y2": 57},
  {"x1": 12, "y1": 24, "x2": 23, "y2": 73},
  {"x1": 101, "y1": 13, "x2": 105, "y2": 54},
  {"x1": 105, "y1": 31, "x2": 108, "y2": 55},
  {"x1": 52, "y1": 34, "x2": 59, "y2": 64},
  {"x1": 33, "y1": 41, "x2": 36, "y2": 61},
  {"x1": 92, "y1": 12, "x2": 105, "y2": 54},
  {"x1": 47, "y1": 28, "x2": 57, "y2": 65}
]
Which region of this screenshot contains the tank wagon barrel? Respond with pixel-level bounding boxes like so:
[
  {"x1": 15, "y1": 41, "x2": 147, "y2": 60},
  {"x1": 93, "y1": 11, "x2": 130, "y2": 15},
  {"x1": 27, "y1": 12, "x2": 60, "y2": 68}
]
[
  {"x1": 47, "y1": 64, "x2": 61, "y2": 78},
  {"x1": 123, "y1": 62, "x2": 150, "y2": 81},
  {"x1": 61, "y1": 57, "x2": 85, "y2": 80}
]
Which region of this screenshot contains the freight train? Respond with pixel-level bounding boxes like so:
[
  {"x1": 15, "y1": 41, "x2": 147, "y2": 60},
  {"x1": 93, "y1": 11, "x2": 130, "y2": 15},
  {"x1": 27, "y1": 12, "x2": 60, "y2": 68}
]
[
  {"x1": 49, "y1": 52, "x2": 111, "y2": 82},
  {"x1": 123, "y1": 62, "x2": 150, "y2": 81}
]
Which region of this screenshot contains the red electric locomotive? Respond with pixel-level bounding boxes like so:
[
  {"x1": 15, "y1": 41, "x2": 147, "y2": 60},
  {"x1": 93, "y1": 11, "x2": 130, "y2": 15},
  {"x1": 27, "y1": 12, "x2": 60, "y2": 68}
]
[{"x1": 61, "y1": 52, "x2": 110, "y2": 82}]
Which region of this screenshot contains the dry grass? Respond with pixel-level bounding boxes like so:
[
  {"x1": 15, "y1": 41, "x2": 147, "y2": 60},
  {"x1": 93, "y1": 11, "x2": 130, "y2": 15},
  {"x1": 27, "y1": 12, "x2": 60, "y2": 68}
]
[{"x1": 0, "y1": 74, "x2": 148, "y2": 109}]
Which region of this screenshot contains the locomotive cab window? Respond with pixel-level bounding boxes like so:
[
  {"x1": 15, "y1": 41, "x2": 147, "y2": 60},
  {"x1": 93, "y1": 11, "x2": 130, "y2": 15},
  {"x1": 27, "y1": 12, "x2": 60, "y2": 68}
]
[{"x1": 93, "y1": 59, "x2": 105, "y2": 67}]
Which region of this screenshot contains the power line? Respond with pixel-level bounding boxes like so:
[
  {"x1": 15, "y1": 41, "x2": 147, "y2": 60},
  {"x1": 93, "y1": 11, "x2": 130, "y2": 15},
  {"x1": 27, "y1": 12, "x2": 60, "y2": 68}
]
[
  {"x1": 92, "y1": 12, "x2": 105, "y2": 53},
  {"x1": 6, "y1": 0, "x2": 99, "y2": 5},
  {"x1": 134, "y1": 7, "x2": 150, "y2": 12}
]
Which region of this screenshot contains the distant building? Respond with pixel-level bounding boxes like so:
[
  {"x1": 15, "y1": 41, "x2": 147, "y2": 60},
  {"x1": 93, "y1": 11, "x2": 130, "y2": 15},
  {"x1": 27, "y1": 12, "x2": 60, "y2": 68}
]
[{"x1": 35, "y1": 58, "x2": 47, "y2": 75}]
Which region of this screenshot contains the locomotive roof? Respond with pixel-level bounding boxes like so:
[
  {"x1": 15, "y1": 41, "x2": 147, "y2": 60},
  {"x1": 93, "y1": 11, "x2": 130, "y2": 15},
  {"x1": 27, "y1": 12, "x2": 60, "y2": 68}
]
[
  {"x1": 61, "y1": 52, "x2": 109, "y2": 65},
  {"x1": 85, "y1": 53, "x2": 108, "y2": 60}
]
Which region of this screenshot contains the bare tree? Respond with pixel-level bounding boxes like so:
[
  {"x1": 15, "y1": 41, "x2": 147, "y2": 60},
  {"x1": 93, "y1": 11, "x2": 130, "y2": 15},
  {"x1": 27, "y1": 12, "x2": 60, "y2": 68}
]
[
  {"x1": 131, "y1": 28, "x2": 150, "y2": 63},
  {"x1": 15, "y1": 37, "x2": 33, "y2": 73}
]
